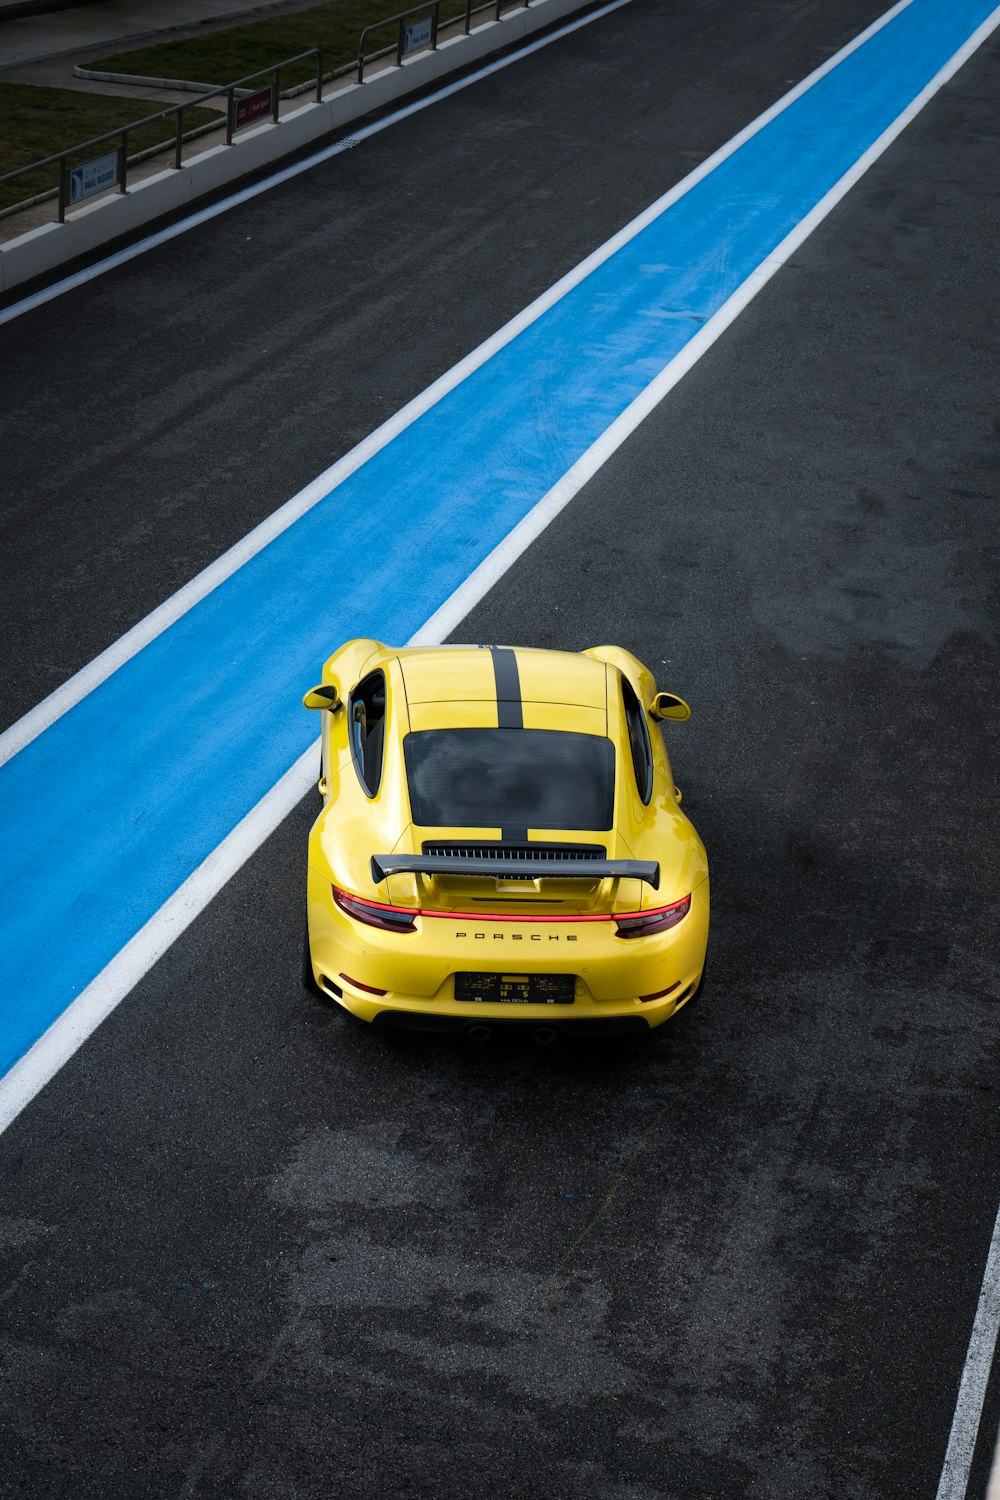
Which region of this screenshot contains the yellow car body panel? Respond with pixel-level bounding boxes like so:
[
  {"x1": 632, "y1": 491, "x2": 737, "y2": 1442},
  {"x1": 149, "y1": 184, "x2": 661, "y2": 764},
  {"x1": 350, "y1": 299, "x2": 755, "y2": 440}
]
[{"x1": 304, "y1": 642, "x2": 709, "y2": 1035}]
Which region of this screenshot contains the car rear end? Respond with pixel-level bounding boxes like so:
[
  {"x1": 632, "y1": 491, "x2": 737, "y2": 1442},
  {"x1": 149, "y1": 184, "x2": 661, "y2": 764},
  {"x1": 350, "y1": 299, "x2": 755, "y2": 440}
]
[
  {"x1": 307, "y1": 851, "x2": 709, "y2": 1035},
  {"x1": 308, "y1": 870, "x2": 707, "y2": 1032}
]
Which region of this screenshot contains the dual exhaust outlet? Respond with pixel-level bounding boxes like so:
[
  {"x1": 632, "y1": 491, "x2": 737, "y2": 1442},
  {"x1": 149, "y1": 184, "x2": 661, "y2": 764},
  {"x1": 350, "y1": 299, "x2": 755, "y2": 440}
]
[{"x1": 467, "y1": 1023, "x2": 556, "y2": 1046}]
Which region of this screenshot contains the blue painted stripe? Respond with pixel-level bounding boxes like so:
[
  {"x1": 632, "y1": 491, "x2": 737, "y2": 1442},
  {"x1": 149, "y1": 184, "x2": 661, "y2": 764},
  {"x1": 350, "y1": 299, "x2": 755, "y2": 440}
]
[{"x1": 0, "y1": 0, "x2": 994, "y2": 1077}]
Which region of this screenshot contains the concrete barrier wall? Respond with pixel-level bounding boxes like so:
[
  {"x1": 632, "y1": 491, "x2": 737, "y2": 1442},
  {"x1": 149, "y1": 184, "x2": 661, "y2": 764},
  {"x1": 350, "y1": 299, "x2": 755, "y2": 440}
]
[{"x1": 0, "y1": 0, "x2": 590, "y2": 295}]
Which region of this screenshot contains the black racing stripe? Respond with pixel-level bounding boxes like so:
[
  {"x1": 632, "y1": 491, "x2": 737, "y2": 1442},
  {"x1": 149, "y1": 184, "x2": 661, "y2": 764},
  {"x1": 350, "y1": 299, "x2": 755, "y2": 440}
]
[
  {"x1": 491, "y1": 648, "x2": 525, "y2": 842},
  {"x1": 490, "y1": 647, "x2": 522, "y2": 729}
]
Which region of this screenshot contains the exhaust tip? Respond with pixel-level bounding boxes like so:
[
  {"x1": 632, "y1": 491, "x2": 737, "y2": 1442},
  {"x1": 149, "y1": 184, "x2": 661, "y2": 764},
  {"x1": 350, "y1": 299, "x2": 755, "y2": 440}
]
[
  {"x1": 467, "y1": 1024, "x2": 492, "y2": 1043},
  {"x1": 533, "y1": 1027, "x2": 557, "y2": 1046}
]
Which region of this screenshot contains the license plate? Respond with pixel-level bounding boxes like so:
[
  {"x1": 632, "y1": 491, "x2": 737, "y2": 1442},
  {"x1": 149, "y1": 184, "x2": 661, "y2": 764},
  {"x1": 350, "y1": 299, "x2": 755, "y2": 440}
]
[{"x1": 454, "y1": 972, "x2": 575, "y2": 1005}]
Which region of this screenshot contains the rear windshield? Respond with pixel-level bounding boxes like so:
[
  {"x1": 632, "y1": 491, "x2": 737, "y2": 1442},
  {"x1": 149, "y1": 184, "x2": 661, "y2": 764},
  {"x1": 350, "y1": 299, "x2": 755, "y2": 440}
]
[{"x1": 403, "y1": 728, "x2": 615, "y2": 830}]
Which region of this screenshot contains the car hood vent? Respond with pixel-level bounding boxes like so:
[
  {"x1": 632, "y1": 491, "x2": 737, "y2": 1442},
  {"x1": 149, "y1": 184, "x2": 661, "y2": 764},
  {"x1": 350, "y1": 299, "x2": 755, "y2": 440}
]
[{"x1": 422, "y1": 841, "x2": 607, "y2": 861}]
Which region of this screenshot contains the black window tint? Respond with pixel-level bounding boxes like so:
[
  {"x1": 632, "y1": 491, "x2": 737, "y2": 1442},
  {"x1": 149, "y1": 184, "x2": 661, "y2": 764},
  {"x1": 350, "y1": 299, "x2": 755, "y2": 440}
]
[
  {"x1": 403, "y1": 729, "x2": 615, "y2": 830},
  {"x1": 621, "y1": 677, "x2": 652, "y2": 803},
  {"x1": 349, "y1": 670, "x2": 386, "y2": 796}
]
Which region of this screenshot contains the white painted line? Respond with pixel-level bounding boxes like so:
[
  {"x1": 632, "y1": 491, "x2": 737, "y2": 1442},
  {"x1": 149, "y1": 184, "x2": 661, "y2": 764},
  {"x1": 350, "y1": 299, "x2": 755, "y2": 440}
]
[
  {"x1": 0, "y1": 0, "x2": 633, "y2": 331},
  {"x1": 0, "y1": 0, "x2": 921, "y2": 771},
  {"x1": 0, "y1": 742, "x2": 318, "y2": 1137},
  {"x1": 936, "y1": 1198, "x2": 1000, "y2": 1500},
  {"x1": 988, "y1": 1423, "x2": 1000, "y2": 1500},
  {"x1": 2, "y1": 0, "x2": 999, "y2": 1144}
]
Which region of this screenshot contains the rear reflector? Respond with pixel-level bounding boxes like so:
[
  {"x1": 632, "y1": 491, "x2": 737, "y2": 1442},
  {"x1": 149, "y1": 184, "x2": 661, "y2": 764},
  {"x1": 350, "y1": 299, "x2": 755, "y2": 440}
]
[
  {"x1": 639, "y1": 982, "x2": 681, "y2": 1003},
  {"x1": 339, "y1": 973, "x2": 388, "y2": 996}
]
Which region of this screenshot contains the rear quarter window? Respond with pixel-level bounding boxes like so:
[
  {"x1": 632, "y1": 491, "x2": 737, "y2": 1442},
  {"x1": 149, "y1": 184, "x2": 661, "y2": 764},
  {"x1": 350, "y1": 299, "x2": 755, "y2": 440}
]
[
  {"x1": 349, "y1": 670, "x2": 387, "y2": 796},
  {"x1": 621, "y1": 676, "x2": 653, "y2": 804}
]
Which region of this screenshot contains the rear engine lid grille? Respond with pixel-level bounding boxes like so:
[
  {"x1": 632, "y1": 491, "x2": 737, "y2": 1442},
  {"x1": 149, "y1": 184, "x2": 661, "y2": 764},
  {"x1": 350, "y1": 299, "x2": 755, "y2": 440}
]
[{"x1": 422, "y1": 841, "x2": 607, "y2": 863}]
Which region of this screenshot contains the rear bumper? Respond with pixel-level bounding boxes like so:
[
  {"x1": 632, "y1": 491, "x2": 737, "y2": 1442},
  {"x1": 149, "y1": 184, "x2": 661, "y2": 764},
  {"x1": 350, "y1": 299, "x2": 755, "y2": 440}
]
[
  {"x1": 369, "y1": 1010, "x2": 652, "y2": 1037},
  {"x1": 306, "y1": 870, "x2": 709, "y2": 1031}
]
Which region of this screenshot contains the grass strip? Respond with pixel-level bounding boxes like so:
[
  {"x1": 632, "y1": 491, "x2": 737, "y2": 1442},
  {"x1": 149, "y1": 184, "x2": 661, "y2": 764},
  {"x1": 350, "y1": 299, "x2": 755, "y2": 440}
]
[
  {"x1": 0, "y1": 82, "x2": 221, "y2": 214},
  {"x1": 87, "y1": 0, "x2": 471, "y2": 92}
]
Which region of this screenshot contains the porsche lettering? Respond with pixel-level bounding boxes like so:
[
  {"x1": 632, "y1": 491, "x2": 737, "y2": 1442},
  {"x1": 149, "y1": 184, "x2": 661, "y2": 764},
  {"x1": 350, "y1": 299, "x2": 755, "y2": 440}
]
[{"x1": 454, "y1": 932, "x2": 579, "y2": 941}]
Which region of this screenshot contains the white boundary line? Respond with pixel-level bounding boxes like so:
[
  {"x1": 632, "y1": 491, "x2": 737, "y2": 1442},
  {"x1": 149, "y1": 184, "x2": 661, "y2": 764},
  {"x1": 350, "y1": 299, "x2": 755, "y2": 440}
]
[
  {"x1": 988, "y1": 1421, "x2": 1000, "y2": 1500},
  {"x1": 0, "y1": 0, "x2": 917, "y2": 770},
  {"x1": 936, "y1": 1198, "x2": 1000, "y2": 1500},
  {"x1": 0, "y1": 0, "x2": 634, "y2": 331},
  {"x1": 2, "y1": 1, "x2": 999, "y2": 1153}
]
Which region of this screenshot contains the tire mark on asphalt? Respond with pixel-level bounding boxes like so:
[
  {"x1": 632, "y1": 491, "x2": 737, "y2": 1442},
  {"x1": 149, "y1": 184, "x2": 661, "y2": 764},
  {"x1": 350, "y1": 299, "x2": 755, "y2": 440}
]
[
  {"x1": 0, "y1": 1259, "x2": 36, "y2": 1308},
  {"x1": 177, "y1": 1307, "x2": 306, "y2": 1497},
  {"x1": 541, "y1": 1082, "x2": 677, "y2": 1360}
]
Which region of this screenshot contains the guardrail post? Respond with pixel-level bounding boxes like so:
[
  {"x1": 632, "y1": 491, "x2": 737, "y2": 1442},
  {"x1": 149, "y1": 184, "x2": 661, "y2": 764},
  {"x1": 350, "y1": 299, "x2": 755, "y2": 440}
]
[
  {"x1": 174, "y1": 107, "x2": 184, "y2": 169},
  {"x1": 431, "y1": 2, "x2": 439, "y2": 48},
  {"x1": 357, "y1": 34, "x2": 366, "y2": 84},
  {"x1": 315, "y1": 50, "x2": 323, "y2": 103},
  {"x1": 57, "y1": 157, "x2": 67, "y2": 222},
  {"x1": 396, "y1": 17, "x2": 405, "y2": 66},
  {"x1": 119, "y1": 132, "x2": 128, "y2": 193},
  {"x1": 272, "y1": 66, "x2": 281, "y2": 122},
  {"x1": 226, "y1": 87, "x2": 235, "y2": 144},
  {"x1": 464, "y1": 0, "x2": 472, "y2": 34}
]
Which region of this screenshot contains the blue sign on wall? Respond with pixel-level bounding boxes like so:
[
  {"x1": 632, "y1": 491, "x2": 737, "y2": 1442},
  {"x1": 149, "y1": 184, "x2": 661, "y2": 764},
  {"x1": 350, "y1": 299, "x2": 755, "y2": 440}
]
[
  {"x1": 69, "y1": 150, "x2": 120, "y2": 206},
  {"x1": 402, "y1": 15, "x2": 433, "y2": 54}
]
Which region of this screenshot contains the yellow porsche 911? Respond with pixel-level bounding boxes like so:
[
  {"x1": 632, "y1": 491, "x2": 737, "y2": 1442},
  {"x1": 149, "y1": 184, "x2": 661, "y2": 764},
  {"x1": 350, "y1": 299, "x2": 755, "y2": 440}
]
[{"x1": 302, "y1": 641, "x2": 708, "y2": 1039}]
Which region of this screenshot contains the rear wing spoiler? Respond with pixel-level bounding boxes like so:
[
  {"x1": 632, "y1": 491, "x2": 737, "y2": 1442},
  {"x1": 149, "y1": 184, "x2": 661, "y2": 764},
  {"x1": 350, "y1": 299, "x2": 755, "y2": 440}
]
[{"x1": 370, "y1": 854, "x2": 660, "y2": 889}]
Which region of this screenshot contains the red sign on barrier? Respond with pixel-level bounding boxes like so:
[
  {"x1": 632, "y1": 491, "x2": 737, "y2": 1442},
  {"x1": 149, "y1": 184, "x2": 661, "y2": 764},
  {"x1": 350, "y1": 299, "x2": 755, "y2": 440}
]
[{"x1": 235, "y1": 86, "x2": 273, "y2": 132}]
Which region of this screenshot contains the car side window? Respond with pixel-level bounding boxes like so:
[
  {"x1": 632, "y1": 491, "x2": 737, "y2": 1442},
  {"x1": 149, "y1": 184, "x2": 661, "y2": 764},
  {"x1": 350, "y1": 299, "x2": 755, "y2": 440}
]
[
  {"x1": 621, "y1": 676, "x2": 653, "y2": 804},
  {"x1": 349, "y1": 670, "x2": 387, "y2": 796}
]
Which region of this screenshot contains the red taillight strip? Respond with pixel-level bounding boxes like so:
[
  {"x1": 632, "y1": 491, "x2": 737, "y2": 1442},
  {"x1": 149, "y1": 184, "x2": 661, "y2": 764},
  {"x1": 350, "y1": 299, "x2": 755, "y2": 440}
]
[{"x1": 330, "y1": 885, "x2": 691, "y2": 923}]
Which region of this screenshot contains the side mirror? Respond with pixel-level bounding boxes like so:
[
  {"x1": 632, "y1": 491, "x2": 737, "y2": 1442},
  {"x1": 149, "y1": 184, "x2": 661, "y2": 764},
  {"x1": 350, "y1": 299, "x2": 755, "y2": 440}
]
[
  {"x1": 303, "y1": 684, "x2": 341, "y2": 711},
  {"x1": 651, "y1": 692, "x2": 691, "y2": 722}
]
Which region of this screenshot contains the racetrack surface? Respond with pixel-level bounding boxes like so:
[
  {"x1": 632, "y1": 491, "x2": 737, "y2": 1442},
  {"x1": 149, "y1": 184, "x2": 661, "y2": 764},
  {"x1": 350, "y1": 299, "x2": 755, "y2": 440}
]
[{"x1": 1, "y1": 1, "x2": 999, "y2": 1496}]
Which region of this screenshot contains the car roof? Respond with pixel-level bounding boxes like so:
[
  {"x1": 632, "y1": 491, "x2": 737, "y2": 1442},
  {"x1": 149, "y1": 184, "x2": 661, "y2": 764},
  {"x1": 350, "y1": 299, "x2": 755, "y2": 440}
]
[{"x1": 396, "y1": 645, "x2": 607, "y2": 711}]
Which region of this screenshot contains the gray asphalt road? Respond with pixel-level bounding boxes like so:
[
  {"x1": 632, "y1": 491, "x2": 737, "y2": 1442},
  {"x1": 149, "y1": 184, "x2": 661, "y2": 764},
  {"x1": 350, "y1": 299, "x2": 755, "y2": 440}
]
[{"x1": 1, "y1": 2, "x2": 999, "y2": 1496}]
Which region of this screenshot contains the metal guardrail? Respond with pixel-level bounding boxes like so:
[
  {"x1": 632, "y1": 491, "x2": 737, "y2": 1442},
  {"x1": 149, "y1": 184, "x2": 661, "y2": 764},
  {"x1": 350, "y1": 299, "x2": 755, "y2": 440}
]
[
  {"x1": 358, "y1": 2, "x2": 441, "y2": 83},
  {"x1": 0, "y1": 0, "x2": 529, "y2": 227},
  {"x1": 0, "y1": 50, "x2": 323, "y2": 224},
  {"x1": 357, "y1": 0, "x2": 527, "y2": 81}
]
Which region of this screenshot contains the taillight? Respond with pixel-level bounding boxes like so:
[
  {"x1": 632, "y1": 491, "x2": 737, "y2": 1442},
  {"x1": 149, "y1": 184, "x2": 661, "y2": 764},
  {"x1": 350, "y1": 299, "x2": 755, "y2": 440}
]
[
  {"x1": 333, "y1": 888, "x2": 417, "y2": 932},
  {"x1": 615, "y1": 894, "x2": 691, "y2": 939}
]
